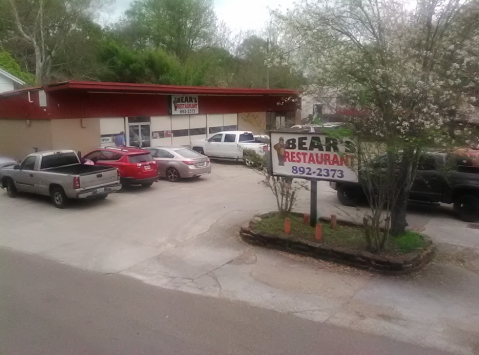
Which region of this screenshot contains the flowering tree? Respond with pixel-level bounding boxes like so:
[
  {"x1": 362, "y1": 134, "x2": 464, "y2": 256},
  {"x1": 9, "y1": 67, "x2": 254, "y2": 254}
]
[{"x1": 278, "y1": 0, "x2": 479, "y2": 238}]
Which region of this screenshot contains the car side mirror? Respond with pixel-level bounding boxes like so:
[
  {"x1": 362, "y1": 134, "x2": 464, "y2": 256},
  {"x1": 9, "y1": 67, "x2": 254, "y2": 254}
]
[{"x1": 14, "y1": 164, "x2": 20, "y2": 170}]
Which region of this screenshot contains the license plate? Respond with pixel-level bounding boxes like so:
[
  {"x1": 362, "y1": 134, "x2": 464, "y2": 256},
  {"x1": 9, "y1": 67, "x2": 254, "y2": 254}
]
[
  {"x1": 144, "y1": 165, "x2": 151, "y2": 170},
  {"x1": 97, "y1": 188, "x2": 105, "y2": 193},
  {"x1": 197, "y1": 162, "x2": 206, "y2": 167}
]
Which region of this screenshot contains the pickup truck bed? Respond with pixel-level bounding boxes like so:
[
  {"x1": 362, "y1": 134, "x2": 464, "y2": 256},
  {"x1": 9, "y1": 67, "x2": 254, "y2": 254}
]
[{"x1": 46, "y1": 165, "x2": 112, "y2": 175}]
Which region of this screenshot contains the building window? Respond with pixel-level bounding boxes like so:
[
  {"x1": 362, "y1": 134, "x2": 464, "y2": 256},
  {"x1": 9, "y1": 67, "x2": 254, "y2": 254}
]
[
  {"x1": 128, "y1": 116, "x2": 151, "y2": 123},
  {"x1": 223, "y1": 125, "x2": 237, "y2": 131},
  {"x1": 172, "y1": 129, "x2": 189, "y2": 137},
  {"x1": 313, "y1": 104, "x2": 323, "y2": 116},
  {"x1": 190, "y1": 127, "x2": 207, "y2": 136}
]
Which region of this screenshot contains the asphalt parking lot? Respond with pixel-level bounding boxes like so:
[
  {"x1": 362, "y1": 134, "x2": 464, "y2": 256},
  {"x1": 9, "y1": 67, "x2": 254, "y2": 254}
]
[{"x1": 1, "y1": 161, "x2": 479, "y2": 354}]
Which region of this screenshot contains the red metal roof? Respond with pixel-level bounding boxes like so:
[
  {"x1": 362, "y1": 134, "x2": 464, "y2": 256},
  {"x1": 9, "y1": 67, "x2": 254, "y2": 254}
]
[
  {"x1": 0, "y1": 81, "x2": 299, "y2": 97},
  {"x1": 0, "y1": 81, "x2": 300, "y2": 120}
]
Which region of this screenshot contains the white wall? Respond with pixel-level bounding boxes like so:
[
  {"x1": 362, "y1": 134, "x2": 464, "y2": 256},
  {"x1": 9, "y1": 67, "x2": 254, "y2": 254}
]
[
  {"x1": 301, "y1": 91, "x2": 338, "y2": 120},
  {"x1": 100, "y1": 117, "x2": 125, "y2": 147},
  {"x1": 189, "y1": 114, "x2": 207, "y2": 145},
  {"x1": 0, "y1": 75, "x2": 15, "y2": 94},
  {"x1": 151, "y1": 116, "x2": 172, "y2": 146},
  {"x1": 206, "y1": 114, "x2": 238, "y2": 137},
  {"x1": 171, "y1": 115, "x2": 190, "y2": 146}
]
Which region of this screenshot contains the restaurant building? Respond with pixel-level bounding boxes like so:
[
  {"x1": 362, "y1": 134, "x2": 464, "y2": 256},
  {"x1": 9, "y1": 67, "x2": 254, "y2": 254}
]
[{"x1": 0, "y1": 81, "x2": 300, "y2": 159}]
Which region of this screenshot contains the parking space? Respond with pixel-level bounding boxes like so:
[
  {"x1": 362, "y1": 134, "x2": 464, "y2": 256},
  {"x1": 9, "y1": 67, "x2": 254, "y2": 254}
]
[
  {"x1": 1, "y1": 160, "x2": 478, "y2": 273},
  {"x1": 1, "y1": 161, "x2": 479, "y2": 354}
]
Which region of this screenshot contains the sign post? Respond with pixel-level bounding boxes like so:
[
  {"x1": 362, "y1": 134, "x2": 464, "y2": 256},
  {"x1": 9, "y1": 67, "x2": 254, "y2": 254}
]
[
  {"x1": 310, "y1": 180, "x2": 318, "y2": 227},
  {"x1": 270, "y1": 131, "x2": 358, "y2": 227}
]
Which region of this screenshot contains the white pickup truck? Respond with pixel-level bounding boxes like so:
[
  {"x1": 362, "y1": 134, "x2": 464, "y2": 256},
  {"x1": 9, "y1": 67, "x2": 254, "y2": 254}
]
[
  {"x1": 1, "y1": 150, "x2": 121, "y2": 208},
  {"x1": 191, "y1": 131, "x2": 268, "y2": 166}
]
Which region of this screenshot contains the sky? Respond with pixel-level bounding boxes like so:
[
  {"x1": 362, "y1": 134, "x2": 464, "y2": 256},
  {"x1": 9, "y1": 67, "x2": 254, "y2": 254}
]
[{"x1": 108, "y1": 0, "x2": 295, "y2": 33}]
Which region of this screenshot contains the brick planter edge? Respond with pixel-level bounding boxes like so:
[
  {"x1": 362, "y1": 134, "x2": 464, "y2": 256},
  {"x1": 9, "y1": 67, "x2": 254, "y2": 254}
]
[{"x1": 240, "y1": 213, "x2": 435, "y2": 275}]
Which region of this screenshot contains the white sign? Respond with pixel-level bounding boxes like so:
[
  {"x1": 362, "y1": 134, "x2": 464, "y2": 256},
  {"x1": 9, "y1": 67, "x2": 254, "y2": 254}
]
[
  {"x1": 171, "y1": 95, "x2": 199, "y2": 115},
  {"x1": 101, "y1": 136, "x2": 113, "y2": 144},
  {"x1": 270, "y1": 132, "x2": 358, "y2": 182}
]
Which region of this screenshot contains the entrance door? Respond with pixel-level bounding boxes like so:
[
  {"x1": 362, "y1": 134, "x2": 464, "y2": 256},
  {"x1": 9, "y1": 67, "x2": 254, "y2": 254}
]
[{"x1": 128, "y1": 124, "x2": 151, "y2": 148}]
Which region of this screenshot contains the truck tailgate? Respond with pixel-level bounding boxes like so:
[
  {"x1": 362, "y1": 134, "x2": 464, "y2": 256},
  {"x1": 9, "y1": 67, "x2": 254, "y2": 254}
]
[{"x1": 79, "y1": 168, "x2": 118, "y2": 189}]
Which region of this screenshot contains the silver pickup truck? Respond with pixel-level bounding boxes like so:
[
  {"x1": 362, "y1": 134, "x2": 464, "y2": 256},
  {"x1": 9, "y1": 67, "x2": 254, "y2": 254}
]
[{"x1": 1, "y1": 150, "x2": 121, "y2": 208}]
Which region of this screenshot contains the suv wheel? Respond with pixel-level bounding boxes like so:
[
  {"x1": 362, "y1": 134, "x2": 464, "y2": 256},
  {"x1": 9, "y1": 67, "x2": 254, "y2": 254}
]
[
  {"x1": 337, "y1": 184, "x2": 362, "y2": 207},
  {"x1": 6, "y1": 179, "x2": 18, "y2": 198},
  {"x1": 454, "y1": 194, "x2": 479, "y2": 222},
  {"x1": 166, "y1": 168, "x2": 180, "y2": 182},
  {"x1": 51, "y1": 187, "x2": 69, "y2": 209}
]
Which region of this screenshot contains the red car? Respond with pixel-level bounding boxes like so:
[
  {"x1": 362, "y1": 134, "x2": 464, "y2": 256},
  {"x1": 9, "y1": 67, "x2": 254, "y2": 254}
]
[{"x1": 83, "y1": 147, "x2": 158, "y2": 187}]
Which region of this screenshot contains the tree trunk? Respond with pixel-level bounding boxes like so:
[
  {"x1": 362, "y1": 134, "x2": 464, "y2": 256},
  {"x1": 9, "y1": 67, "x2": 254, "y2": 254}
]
[
  {"x1": 389, "y1": 149, "x2": 415, "y2": 236},
  {"x1": 390, "y1": 187, "x2": 408, "y2": 236},
  {"x1": 34, "y1": 46, "x2": 43, "y2": 85}
]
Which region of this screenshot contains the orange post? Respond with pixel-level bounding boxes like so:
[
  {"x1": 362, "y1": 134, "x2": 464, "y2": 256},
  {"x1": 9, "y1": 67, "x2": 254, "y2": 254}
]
[
  {"x1": 303, "y1": 214, "x2": 310, "y2": 224},
  {"x1": 331, "y1": 215, "x2": 337, "y2": 230},
  {"x1": 315, "y1": 224, "x2": 323, "y2": 241},
  {"x1": 285, "y1": 218, "x2": 291, "y2": 234}
]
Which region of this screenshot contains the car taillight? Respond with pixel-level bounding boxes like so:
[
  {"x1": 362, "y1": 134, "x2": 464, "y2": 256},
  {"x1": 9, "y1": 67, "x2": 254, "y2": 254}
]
[
  {"x1": 207, "y1": 157, "x2": 210, "y2": 163},
  {"x1": 73, "y1": 176, "x2": 80, "y2": 189},
  {"x1": 183, "y1": 161, "x2": 196, "y2": 165}
]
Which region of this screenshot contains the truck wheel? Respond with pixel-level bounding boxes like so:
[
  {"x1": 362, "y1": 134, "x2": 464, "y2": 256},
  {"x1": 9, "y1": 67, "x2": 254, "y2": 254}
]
[
  {"x1": 5, "y1": 179, "x2": 18, "y2": 198},
  {"x1": 51, "y1": 187, "x2": 69, "y2": 209},
  {"x1": 454, "y1": 195, "x2": 479, "y2": 222},
  {"x1": 337, "y1": 184, "x2": 362, "y2": 207},
  {"x1": 166, "y1": 168, "x2": 180, "y2": 182},
  {"x1": 193, "y1": 147, "x2": 204, "y2": 155}
]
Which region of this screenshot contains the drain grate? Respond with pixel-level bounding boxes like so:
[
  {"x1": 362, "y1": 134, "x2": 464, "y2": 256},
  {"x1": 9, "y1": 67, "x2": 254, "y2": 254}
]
[{"x1": 467, "y1": 223, "x2": 479, "y2": 229}]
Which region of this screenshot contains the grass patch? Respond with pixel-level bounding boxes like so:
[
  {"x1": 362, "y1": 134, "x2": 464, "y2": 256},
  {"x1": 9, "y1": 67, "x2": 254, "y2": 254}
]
[
  {"x1": 394, "y1": 231, "x2": 426, "y2": 253},
  {"x1": 255, "y1": 213, "x2": 426, "y2": 255}
]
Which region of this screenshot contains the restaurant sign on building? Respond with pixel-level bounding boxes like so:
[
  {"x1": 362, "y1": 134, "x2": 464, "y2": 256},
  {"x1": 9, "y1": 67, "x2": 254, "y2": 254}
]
[{"x1": 171, "y1": 95, "x2": 199, "y2": 115}]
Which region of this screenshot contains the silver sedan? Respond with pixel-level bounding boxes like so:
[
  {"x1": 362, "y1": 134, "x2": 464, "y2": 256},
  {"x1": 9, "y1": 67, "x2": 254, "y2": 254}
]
[{"x1": 146, "y1": 147, "x2": 211, "y2": 182}]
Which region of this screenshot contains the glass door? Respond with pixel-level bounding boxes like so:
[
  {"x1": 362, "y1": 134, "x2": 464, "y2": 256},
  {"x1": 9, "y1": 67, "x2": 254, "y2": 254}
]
[
  {"x1": 140, "y1": 124, "x2": 151, "y2": 147},
  {"x1": 129, "y1": 125, "x2": 141, "y2": 147},
  {"x1": 128, "y1": 124, "x2": 151, "y2": 148}
]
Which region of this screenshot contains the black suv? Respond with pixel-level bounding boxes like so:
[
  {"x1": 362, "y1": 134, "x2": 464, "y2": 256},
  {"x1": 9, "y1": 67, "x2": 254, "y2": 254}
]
[{"x1": 331, "y1": 152, "x2": 479, "y2": 222}]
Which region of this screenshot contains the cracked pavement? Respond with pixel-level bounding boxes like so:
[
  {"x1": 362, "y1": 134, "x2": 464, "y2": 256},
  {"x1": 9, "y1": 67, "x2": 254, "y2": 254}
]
[{"x1": 1, "y1": 161, "x2": 478, "y2": 354}]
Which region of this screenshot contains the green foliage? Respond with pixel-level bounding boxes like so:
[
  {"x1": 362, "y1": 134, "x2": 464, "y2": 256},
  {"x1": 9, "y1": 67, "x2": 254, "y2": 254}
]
[
  {"x1": 123, "y1": 0, "x2": 216, "y2": 61},
  {"x1": 0, "y1": 51, "x2": 35, "y2": 85},
  {"x1": 0, "y1": 0, "x2": 306, "y2": 88},
  {"x1": 98, "y1": 41, "x2": 207, "y2": 86}
]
